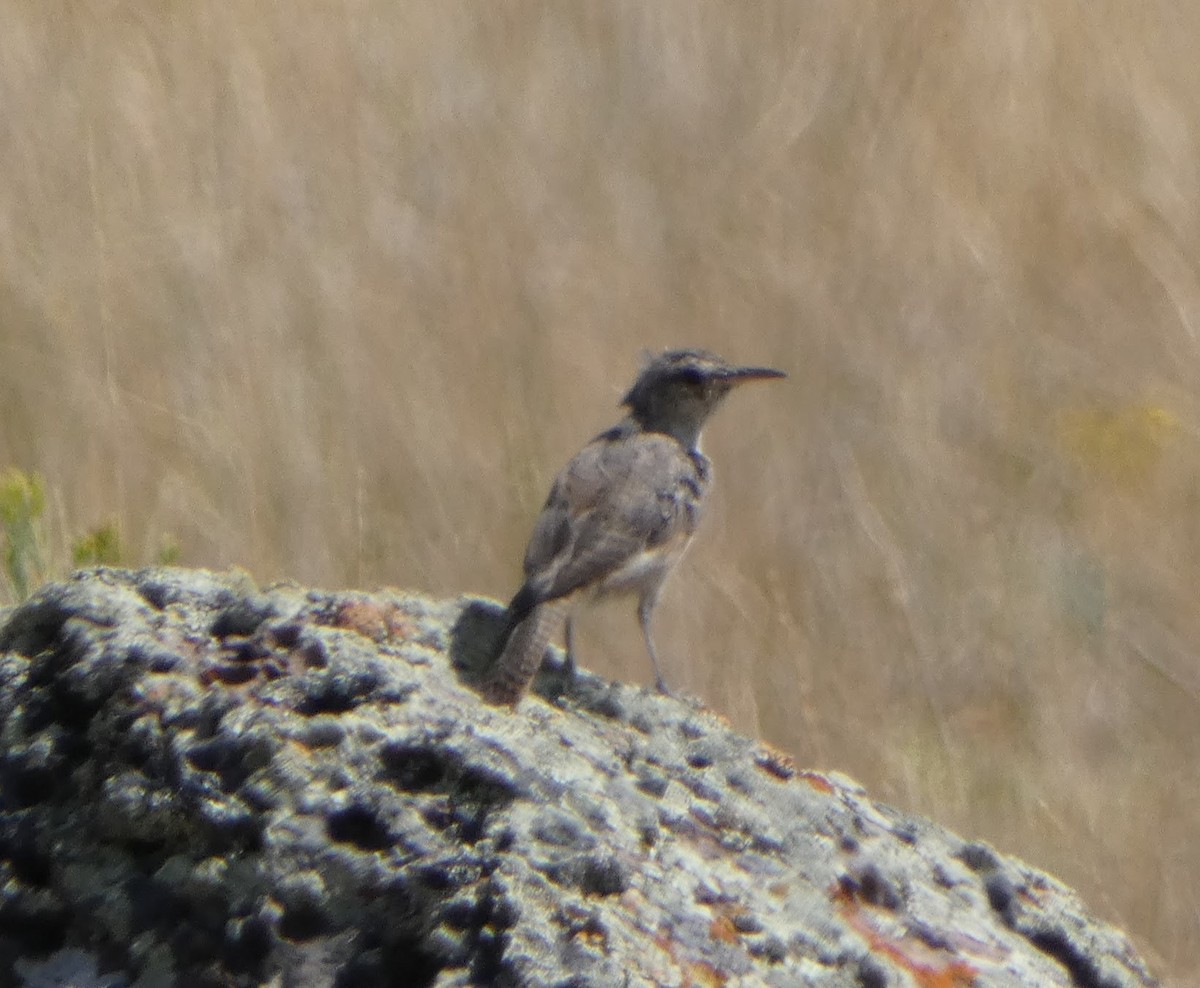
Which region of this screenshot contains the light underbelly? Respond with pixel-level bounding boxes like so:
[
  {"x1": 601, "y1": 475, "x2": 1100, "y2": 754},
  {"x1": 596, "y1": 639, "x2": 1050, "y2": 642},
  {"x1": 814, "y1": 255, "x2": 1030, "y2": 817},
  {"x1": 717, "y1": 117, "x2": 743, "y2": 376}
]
[{"x1": 591, "y1": 539, "x2": 692, "y2": 599}]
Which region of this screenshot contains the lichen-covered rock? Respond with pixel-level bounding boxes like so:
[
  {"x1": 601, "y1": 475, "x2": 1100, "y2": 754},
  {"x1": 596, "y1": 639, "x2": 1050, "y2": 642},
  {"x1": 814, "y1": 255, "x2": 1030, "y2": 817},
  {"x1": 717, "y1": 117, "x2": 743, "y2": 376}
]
[{"x1": 0, "y1": 568, "x2": 1158, "y2": 987}]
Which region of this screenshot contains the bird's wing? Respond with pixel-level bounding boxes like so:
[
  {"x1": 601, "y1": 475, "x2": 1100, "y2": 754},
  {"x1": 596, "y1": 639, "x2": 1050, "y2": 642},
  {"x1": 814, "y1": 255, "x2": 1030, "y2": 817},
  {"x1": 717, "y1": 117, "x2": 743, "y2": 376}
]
[{"x1": 512, "y1": 432, "x2": 704, "y2": 613}]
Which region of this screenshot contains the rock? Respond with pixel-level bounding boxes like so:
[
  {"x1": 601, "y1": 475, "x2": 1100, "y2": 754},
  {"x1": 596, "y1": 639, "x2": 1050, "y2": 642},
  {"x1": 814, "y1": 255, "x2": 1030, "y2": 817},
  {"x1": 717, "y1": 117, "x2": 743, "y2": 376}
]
[{"x1": 0, "y1": 567, "x2": 1158, "y2": 987}]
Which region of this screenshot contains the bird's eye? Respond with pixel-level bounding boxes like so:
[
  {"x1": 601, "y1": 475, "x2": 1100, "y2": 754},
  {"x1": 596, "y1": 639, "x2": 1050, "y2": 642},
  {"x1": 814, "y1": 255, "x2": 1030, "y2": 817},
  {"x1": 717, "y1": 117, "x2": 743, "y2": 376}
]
[{"x1": 679, "y1": 368, "x2": 704, "y2": 388}]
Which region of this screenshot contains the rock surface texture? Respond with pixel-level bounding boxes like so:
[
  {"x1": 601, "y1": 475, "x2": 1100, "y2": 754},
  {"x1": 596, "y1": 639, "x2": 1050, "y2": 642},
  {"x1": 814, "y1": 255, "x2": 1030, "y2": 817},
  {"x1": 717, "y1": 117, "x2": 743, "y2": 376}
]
[{"x1": 0, "y1": 568, "x2": 1158, "y2": 988}]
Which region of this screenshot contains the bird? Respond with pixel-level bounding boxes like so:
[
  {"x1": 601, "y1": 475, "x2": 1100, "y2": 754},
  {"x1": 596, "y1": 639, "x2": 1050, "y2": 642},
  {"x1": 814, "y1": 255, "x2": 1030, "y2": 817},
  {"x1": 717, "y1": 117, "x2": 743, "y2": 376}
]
[{"x1": 481, "y1": 348, "x2": 786, "y2": 704}]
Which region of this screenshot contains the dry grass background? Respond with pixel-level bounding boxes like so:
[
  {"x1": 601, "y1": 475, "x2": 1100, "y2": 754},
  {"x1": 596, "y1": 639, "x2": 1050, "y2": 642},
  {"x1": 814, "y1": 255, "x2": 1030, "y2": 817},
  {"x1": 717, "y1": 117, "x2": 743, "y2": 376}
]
[{"x1": 1, "y1": 2, "x2": 1198, "y2": 981}]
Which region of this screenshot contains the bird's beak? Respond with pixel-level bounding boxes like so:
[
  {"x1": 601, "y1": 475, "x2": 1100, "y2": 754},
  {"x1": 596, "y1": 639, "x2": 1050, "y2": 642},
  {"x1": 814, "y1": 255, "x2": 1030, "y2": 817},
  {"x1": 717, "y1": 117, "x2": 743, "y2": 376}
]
[{"x1": 723, "y1": 365, "x2": 787, "y2": 384}]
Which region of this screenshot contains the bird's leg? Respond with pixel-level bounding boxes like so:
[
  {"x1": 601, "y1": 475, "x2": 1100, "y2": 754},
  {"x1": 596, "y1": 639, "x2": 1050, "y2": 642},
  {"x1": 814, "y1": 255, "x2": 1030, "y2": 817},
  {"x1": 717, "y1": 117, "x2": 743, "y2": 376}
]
[
  {"x1": 563, "y1": 614, "x2": 578, "y2": 679},
  {"x1": 637, "y1": 594, "x2": 671, "y2": 694}
]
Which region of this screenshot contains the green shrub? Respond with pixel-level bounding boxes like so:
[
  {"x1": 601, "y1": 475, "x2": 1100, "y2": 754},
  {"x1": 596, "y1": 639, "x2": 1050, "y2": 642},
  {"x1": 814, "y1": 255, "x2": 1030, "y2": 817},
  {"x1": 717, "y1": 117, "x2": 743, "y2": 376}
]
[
  {"x1": 0, "y1": 467, "x2": 47, "y2": 601},
  {"x1": 1, "y1": 467, "x2": 181, "y2": 601}
]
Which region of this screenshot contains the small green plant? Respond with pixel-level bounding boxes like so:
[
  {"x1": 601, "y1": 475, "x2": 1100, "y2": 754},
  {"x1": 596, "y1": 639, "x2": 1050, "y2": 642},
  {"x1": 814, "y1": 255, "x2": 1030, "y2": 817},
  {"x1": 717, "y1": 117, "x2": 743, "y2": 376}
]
[
  {"x1": 0, "y1": 467, "x2": 47, "y2": 601},
  {"x1": 72, "y1": 522, "x2": 125, "y2": 566},
  {"x1": 1, "y1": 467, "x2": 183, "y2": 602},
  {"x1": 73, "y1": 524, "x2": 182, "y2": 568},
  {"x1": 156, "y1": 535, "x2": 181, "y2": 565}
]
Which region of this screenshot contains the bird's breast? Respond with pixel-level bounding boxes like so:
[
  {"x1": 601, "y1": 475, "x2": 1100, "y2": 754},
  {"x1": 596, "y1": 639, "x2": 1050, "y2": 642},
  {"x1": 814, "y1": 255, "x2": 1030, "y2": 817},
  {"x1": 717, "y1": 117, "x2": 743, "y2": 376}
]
[{"x1": 591, "y1": 530, "x2": 695, "y2": 599}]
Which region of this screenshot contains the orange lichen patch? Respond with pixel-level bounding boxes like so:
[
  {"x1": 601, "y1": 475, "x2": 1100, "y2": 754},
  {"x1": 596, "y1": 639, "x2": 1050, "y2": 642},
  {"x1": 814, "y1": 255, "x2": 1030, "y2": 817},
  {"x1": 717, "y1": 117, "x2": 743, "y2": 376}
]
[
  {"x1": 559, "y1": 903, "x2": 610, "y2": 950},
  {"x1": 754, "y1": 746, "x2": 796, "y2": 780},
  {"x1": 577, "y1": 928, "x2": 607, "y2": 949},
  {"x1": 383, "y1": 604, "x2": 418, "y2": 639},
  {"x1": 709, "y1": 914, "x2": 739, "y2": 943},
  {"x1": 654, "y1": 928, "x2": 729, "y2": 988},
  {"x1": 568, "y1": 920, "x2": 608, "y2": 950},
  {"x1": 134, "y1": 680, "x2": 180, "y2": 708},
  {"x1": 285, "y1": 737, "x2": 316, "y2": 757},
  {"x1": 681, "y1": 962, "x2": 727, "y2": 988},
  {"x1": 830, "y1": 877, "x2": 854, "y2": 907},
  {"x1": 333, "y1": 600, "x2": 414, "y2": 641},
  {"x1": 799, "y1": 770, "x2": 834, "y2": 794},
  {"x1": 833, "y1": 882, "x2": 979, "y2": 988},
  {"x1": 334, "y1": 600, "x2": 389, "y2": 639}
]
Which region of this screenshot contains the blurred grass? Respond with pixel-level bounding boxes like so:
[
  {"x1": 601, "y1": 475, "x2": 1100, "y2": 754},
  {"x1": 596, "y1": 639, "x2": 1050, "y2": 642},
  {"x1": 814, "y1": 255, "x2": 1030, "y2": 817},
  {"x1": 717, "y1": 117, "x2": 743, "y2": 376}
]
[{"x1": 1, "y1": 2, "x2": 1198, "y2": 980}]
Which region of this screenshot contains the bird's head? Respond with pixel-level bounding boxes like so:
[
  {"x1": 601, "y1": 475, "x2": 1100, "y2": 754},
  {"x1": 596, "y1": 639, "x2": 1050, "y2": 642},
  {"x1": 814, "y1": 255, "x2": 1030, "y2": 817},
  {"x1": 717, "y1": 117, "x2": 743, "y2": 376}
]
[{"x1": 621, "y1": 349, "x2": 785, "y2": 448}]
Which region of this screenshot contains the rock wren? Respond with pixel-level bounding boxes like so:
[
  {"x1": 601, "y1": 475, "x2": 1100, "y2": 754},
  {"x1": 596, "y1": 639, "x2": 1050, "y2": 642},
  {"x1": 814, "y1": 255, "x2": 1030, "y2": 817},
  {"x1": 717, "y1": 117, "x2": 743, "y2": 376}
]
[{"x1": 482, "y1": 348, "x2": 785, "y2": 704}]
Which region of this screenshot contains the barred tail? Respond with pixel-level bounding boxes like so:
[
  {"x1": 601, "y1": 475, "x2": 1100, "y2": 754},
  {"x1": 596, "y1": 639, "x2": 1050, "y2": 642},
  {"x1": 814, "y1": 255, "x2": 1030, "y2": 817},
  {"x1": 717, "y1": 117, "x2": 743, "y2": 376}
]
[{"x1": 482, "y1": 601, "x2": 566, "y2": 704}]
